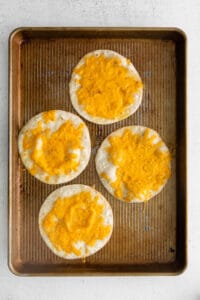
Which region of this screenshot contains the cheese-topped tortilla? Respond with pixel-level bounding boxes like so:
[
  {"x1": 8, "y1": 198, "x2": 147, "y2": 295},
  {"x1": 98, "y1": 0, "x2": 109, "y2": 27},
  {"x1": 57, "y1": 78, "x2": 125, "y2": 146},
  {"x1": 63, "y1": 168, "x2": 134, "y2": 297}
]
[
  {"x1": 39, "y1": 184, "x2": 113, "y2": 259},
  {"x1": 95, "y1": 126, "x2": 171, "y2": 203},
  {"x1": 18, "y1": 110, "x2": 91, "y2": 184},
  {"x1": 69, "y1": 50, "x2": 143, "y2": 124}
]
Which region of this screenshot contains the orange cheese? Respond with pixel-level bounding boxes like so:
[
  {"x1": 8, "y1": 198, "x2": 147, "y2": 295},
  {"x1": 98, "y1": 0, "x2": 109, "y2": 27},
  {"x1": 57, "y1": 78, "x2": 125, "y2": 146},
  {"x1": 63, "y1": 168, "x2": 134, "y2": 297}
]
[
  {"x1": 23, "y1": 111, "x2": 84, "y2": 176},
  {"x1": 101, "y1": 128, "x2": 171, "y2": 202},
  {"x1": 42, "y1": 110, "x2": 57, "y2": 123},
  {"x1": 42, "y1": 191, "x2": 111, "y2": 256},
  {"x1": 75, "y1": 54, "x2": 143, "y2": 119}
]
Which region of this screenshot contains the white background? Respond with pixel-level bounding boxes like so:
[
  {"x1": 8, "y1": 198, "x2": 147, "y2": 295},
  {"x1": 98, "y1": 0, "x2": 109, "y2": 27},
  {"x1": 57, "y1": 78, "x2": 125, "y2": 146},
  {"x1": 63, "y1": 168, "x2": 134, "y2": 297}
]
[{"x1": 0, "y1": 0, "x2": 199, "y2": 299}]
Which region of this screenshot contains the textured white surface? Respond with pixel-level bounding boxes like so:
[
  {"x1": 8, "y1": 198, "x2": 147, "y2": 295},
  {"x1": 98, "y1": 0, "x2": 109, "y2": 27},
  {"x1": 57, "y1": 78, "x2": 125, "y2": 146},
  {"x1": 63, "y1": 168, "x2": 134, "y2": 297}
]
[{"x1": 0, "y1": 0, "x2": 199, "y2": 299}]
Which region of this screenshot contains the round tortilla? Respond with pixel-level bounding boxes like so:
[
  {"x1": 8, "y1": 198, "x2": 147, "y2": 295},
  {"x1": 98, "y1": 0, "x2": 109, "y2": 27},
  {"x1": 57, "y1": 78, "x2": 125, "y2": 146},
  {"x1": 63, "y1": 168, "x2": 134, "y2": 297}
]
[
  {"x1": 18, "y1": 110, "x2": 91, "y2": 184},
  {"x1": 95, "y1": 126, "x2": 171, "y2": 203},
  {"x1": 69, "y1": 50, "x2": 143, "y2": 124},
  {"x1": 39, "y1": 184, "x2": 113, "y2": 259}
]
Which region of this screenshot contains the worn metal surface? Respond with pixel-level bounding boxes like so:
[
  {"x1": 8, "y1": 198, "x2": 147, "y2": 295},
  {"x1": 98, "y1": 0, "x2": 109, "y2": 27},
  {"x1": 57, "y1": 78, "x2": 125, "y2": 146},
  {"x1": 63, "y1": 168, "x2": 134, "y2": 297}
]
[{"x1": 9, "y1": 28, "x2": 187, "y2": 275}]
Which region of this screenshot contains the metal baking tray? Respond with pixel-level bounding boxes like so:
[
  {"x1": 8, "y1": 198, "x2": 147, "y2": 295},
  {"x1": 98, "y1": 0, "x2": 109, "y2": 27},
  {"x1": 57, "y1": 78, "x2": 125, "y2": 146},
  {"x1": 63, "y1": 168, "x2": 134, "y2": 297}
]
[{"x1": 9, "y1": 27, "x2": 187, "y2": 276}]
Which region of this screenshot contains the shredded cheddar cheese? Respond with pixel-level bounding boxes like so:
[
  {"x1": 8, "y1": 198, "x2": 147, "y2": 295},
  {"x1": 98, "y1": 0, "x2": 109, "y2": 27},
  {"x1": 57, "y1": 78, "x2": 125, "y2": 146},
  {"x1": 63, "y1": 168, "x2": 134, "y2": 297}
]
[
  {"x1": 23, "y1": 111, "x2": 84, "y2": 176},
  {"x1": 42, "y1": 191, "x2": 111, "y2": 256},
  {"x1": 101, "y1": 128, "x2": 171, "y2": 202},
  {"x1": 75, "y1": 54, "x2": 143, "y2": 119},
  {"x1": 42, "y1": 110, "x2": 57, "y2": 123}
]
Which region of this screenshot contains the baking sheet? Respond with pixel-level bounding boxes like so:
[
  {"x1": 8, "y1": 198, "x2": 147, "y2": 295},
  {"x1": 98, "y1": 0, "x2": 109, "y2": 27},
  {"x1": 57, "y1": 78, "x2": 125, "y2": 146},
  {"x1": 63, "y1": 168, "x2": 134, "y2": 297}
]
[{"x1": 9, "y1": 27, "x2": 187, "y2": 275}]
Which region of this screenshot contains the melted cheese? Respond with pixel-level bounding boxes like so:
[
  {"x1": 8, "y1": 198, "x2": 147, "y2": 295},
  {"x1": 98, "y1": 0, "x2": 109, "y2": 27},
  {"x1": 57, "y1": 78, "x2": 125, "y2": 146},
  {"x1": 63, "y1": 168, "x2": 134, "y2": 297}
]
[
  {"x1": 75, "y1": 54, "x2": 143, "y2": 119},
  {"x1": 42, "y1": 191, "x2": 111, "y2": 256},
  {"x1": 23, "y1": 111, "x2": 84, "y2": 176},
  {"x1": 42, "y1": 110, "x2": 56, "y2": 123},
  {"x1": 101, "y1": 128, "x2": 171, "y2": 202}
]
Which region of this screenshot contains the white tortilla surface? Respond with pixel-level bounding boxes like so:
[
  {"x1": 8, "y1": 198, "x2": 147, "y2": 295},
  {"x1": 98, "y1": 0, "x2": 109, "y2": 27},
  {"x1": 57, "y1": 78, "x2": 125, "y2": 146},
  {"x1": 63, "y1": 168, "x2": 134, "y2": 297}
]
[
  {"x1": 69, "y1": 50, "x2": 143, "y2": 124},
  {"x1": 39, "y1": 184, "x2": 113, "y2": 259},
  {"x1": 18, "y1": 110, "x2": 91, "y2": 184},
  {"x1": 95, "y1": 126, "x2": 171, "y2": 203}
]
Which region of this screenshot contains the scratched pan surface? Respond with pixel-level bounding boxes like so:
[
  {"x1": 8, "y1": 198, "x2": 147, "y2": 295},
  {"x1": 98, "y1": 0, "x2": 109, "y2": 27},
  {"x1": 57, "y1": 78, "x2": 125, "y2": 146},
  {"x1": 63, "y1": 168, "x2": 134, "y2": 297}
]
[{"x1": 9, "y1": 28, "x2": 187, "y2": 275}]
